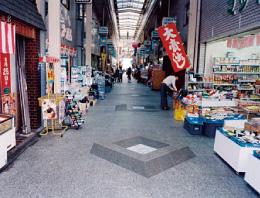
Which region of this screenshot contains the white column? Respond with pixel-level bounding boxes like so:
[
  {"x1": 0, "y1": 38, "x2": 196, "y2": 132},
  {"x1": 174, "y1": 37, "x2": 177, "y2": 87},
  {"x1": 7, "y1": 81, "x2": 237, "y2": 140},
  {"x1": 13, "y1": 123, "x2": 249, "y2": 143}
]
[
  {"x1": 187, "y1": 0, "x2": 199, "y2": 71},
  {"x1": 48, "y1": 0, "x2": 61, "y2": 93},
  {"x1": 85, "y1": 3, "x2": 92, "y2": 66}
]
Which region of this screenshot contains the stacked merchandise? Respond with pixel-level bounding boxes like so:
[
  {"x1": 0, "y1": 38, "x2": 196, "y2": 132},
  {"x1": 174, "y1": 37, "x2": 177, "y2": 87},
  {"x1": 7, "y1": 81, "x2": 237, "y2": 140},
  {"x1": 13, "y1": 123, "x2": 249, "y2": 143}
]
[
  {"x1": 92, "y1": 72, "x2": 106, "y2": 100},
  {"x1": 63, "y1": 91, "x2": 86, "y2": 130},
  {"x1": 213, "y1": 52, "x2": 260, "y2": 96}
]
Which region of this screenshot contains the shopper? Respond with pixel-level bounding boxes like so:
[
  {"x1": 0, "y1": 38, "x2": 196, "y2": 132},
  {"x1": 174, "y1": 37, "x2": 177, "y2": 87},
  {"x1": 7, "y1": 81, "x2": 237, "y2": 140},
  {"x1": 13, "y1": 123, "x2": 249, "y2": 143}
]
[
  {"x1": 160, "y1": 75, "x2": 179, "y2": 110},
  {"x1": 119, "y1": 67, "x2": 123, "y2": 82},
  {"x1": 115, "y1": 67, "x2": 119, "y2": 82},
  {"x1": 126, "y1": 67, "x2": 132, "y2": 82}
]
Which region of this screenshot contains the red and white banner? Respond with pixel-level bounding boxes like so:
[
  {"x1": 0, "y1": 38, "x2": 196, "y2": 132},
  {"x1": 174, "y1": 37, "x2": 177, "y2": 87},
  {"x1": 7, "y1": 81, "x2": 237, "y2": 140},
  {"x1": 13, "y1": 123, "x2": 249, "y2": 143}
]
[
  {"x1": 232, "y1": 38, "x2": 239, "y2": 48},
  {"x1": 247, "y1": 35, "x2": 255, "y2": 48},
  {"x1": 0, "y1": 21, "x2": 15, "y2": 54},
  {"x1": 227, "y1": 38, "x2": 232, "y2": 48},
  {"x1": 257, "y1": 33, "x2": 260, "y2": 46},
  {"x1": 157, "y1": 22, "x2": 189, "y2": 72}
]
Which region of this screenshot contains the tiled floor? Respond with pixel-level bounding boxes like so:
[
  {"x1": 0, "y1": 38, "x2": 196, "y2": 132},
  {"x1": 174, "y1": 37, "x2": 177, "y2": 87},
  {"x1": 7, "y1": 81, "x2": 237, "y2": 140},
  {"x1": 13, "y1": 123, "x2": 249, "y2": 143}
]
[{"x1": 0, "y1": 76, "x2": 259, "y2": 197}]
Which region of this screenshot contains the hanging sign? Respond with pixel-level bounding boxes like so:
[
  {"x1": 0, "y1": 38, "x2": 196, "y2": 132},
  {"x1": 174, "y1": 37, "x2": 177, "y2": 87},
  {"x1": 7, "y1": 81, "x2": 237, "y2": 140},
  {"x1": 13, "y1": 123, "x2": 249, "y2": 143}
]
[
  {"x1": 99, "y1": 37, "x2": 107, "y2": 46},
  {"x1": 157, "y1": 22, "x2": 190, "y2": 72},
  {"x1": 162, "y1": 17, "x2": 176, "y2": 26},
  {"x1": 144, "y1": 40, "x2": 151, "y2": 46},
  {"x1": 107, "y1": 39, "x2": 113, "y2": 45},
  {"x1": 99, "y1": 27, "x2": 108, "y2": 35},
  {"x1": 75, "y1": 0, "x2": 92, "y2": 3},
  {"x1": 0, "y1": 54, "x2": 11, "y2": 95},
  {"x1": 152, "y1": 40, "x2": 159, "y2": 51},
  {"x1": 151, "y1": 31, "x2": 159, "y2": 39},
  {"x1": 0, "y1": 21, "x2": 16, "y2": 54}
]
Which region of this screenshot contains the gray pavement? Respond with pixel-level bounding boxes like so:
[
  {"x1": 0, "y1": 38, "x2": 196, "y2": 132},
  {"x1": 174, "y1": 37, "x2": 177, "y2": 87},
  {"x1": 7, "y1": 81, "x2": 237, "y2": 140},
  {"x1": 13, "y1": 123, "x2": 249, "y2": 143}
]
[{"x1": 0, "y1": 75, "x2": 258, "y2": 198}]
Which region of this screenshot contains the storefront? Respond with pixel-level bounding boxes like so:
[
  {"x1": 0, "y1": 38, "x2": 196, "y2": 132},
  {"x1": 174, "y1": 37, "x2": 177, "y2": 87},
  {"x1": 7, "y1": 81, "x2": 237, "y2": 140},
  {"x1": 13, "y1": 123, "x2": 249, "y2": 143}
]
[{"x1": 195, "y1": 1, "x2": 260, "y2": 98}]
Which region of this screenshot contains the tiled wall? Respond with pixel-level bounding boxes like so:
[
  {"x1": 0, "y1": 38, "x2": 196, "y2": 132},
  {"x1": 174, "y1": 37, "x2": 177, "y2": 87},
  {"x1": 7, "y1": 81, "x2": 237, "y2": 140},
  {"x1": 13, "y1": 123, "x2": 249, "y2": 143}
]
[
  {"x1": 200, "y1": 0, "x2": 260, "y2": 43},
  {"x1": 25, "y1": 31, "x2": 41, "y2": 129}
]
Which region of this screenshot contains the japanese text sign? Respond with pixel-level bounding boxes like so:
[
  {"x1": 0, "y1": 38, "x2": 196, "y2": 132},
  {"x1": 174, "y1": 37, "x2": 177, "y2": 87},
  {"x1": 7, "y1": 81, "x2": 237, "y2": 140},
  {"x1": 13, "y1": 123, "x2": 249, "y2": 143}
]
[
  {"x1": 0, "y1": 54, "x2": 11, "y2": 95},
  {"x1": 157, "y1": 22, "x2": 190, "y2": 72}
]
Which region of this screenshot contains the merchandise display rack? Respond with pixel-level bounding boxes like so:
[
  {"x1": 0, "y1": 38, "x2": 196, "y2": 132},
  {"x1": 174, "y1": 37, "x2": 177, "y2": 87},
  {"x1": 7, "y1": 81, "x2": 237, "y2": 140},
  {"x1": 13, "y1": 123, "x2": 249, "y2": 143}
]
[
  {"x1": 245, "y1": 152, "x2": 260, "y2": 194},
  {"x1": 214, "y1": 129, "x2": 260, "y2": 174}
]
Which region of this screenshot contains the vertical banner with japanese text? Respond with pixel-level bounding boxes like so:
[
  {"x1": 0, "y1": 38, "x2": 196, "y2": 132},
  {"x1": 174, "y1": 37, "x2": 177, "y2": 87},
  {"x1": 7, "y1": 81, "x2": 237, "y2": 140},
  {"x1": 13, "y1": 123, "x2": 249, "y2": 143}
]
[
  {"x1": 157, "y1": 23, "x2": 190, "y2": 72},
  {"x1": 0, "y1": 54, "x2": 11, "y2": 95}
]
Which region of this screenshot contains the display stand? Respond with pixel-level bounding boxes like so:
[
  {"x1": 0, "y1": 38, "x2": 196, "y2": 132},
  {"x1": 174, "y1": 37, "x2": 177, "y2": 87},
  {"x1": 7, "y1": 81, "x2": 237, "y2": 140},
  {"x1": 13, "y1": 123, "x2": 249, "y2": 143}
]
[
  {"x1": 245, "y1": 154, "x2": 260, "y2": 194},
  {"x1": 38, "y1": 56, "x2": 68, "y2": 137},
  {"x1": 214, "y1": 130, "x2": 260, "y2": 174}
]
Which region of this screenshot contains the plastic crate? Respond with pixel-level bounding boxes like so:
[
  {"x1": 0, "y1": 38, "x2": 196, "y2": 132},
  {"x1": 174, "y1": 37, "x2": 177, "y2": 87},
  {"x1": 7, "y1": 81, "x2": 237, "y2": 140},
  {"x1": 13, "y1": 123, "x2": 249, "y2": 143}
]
[
  {"x1": 203, "y1": 122, "x2": 224, "y2": 137},
  {"x1": 184, "y1": 118, "x2": 203, "y2": 135}
]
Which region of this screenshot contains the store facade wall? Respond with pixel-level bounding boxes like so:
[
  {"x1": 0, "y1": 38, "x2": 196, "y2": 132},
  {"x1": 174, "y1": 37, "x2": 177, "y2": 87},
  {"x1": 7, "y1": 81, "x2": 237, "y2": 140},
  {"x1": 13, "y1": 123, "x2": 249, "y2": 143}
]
[
  {"x1": 25, "y1": 31, "x2": 42, "y2": 129},
  {"x1": 200, "y1": 0, "x2": 260, "y2": 74},
  {"x1": 0, "y1": 0, "x2": 45, "y2": 131}
]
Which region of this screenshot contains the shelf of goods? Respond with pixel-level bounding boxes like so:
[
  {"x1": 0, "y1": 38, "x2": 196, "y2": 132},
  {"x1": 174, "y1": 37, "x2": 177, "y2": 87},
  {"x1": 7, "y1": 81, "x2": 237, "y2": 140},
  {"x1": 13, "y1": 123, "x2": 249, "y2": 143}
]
[
  {"x1": 187, "y1": 81, "x2": 213, "y2": 92},
  {"x1": 0, "y1": 115, "x2": 15, "y2": 169},
  {"x1": 214, "y1": 129, "x2": 260, "y2": 174},
  {"x1": 245, "y1": 151, "x2": 260, "y2": 194},
  {"x1": 213, "y1": 60, "x2": 260, "y2": 89}
]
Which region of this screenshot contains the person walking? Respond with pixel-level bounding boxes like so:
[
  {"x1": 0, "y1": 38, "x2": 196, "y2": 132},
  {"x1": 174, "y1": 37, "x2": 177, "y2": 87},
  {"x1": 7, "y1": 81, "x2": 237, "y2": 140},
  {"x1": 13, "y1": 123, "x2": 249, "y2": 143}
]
[
  {"x1": 115, "y1": 67, "x2": 119, "y2": 82},
  {"x1": 160, "y1": 75, "x2": 179, "y2": 110},
  {"x1": 126, "y1": 67, "x2": 132, "y2": 83},
  {"x1": 119, "y1": 67, "x2": 123, "y2": 82}
]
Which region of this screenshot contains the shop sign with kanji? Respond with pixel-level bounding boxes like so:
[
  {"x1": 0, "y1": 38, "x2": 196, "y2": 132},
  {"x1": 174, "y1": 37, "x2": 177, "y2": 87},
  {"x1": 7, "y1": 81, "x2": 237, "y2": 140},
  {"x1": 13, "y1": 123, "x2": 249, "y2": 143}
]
[
  {"x1": 157, "y1": 22, "x2": 190, "y2": 72},
  {"x1": 0, "y1": 54, "x2": 11, "y2": 95}
]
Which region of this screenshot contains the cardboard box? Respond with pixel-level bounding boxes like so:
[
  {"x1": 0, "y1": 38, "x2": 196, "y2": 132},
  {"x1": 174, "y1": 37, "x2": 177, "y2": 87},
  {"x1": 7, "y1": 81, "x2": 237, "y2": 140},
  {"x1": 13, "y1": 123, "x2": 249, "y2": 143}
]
[{"x1": 244, "y1": 122, "x2": 252, "y2": 131}]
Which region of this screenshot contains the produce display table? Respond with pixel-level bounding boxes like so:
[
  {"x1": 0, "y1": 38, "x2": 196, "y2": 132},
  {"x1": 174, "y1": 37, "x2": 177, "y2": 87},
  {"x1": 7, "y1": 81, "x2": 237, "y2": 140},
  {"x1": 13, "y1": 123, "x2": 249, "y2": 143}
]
[
  {"x1": 214, "y1": 130, "x2": 260, "y2": 174},
  {"x1": 245, "y1": 153, "x2": 260, "y2": 194}
]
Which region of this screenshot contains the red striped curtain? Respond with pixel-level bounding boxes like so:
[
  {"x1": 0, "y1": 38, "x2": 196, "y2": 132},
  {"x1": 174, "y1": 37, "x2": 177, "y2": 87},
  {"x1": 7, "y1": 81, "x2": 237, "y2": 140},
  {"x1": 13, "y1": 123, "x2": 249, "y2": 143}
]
[{"x1": 0, "y1": 21, "x2": 16, "y2": 54}]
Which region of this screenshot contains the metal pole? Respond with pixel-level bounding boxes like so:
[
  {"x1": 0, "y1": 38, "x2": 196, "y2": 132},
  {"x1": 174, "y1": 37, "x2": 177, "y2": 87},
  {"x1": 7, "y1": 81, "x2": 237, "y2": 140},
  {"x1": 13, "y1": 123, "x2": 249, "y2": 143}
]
[
  {"x1": 82, "y1": 4, "x2": 85, "y2": 66},
  {"x1": 168, "y1": 0, "x2": 170, "y2": 17}
]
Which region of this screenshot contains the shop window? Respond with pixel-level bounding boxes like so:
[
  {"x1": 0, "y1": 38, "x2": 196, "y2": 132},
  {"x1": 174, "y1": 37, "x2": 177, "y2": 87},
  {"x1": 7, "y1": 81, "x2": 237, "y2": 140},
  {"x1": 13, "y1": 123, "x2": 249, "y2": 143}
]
[
  {"x1": 184, "y1": 2, "x2": 190, "y2": 26},
  {"x1": 61, "y1": 0, "x2": 70, "y2": 10}
]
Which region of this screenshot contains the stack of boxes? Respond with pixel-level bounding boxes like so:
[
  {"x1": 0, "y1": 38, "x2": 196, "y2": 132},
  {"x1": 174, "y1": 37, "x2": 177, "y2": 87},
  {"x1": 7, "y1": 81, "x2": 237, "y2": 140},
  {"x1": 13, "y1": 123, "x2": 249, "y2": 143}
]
[{"x1": 98, "y1": 79, "x2": 105, "y2": 100}]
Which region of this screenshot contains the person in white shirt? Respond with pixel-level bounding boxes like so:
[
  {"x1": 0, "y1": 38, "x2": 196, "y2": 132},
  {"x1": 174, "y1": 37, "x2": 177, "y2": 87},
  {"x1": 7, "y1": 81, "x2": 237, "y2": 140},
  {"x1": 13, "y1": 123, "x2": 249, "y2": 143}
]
[{"x1": 160, "y1": 75, "x2": 179, "y2": 110}]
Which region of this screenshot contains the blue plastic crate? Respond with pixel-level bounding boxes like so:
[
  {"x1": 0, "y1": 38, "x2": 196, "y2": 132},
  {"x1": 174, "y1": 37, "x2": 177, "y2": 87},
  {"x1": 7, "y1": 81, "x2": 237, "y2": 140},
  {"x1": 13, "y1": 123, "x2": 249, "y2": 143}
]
[
  {"x1": 184, "y1": 118, "x2": 203, "y2": 135},
  {"x1": 105, "y1": 86, "x2": 112, "y2": 92},
  {"x1": 224, "y1": 115, "x2": 245, "y2": 120},
  {"x1": 186, "y1": 116, "x2": 203, "y2": 125},
  {"x1": 203, "y1": 121, "x2": 224, "y2": 137}
]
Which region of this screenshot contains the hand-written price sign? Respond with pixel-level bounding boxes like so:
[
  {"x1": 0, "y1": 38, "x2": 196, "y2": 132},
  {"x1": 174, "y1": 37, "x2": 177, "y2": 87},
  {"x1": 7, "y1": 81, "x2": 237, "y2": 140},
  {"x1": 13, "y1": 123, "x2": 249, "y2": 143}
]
[
  {"x1": 157, "y1": 22, "x2": 190, "y2": 72},
  {"x1": 0, "y1": 54, "x2": 11, "y2": 95}
]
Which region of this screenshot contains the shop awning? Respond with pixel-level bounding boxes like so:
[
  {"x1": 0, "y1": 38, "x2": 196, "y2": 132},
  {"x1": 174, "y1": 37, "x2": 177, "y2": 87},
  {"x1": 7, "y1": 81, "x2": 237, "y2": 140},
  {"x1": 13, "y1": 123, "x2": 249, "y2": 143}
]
[{"x1": 0, "y1": 0, "x2": 46, "y2": 30}]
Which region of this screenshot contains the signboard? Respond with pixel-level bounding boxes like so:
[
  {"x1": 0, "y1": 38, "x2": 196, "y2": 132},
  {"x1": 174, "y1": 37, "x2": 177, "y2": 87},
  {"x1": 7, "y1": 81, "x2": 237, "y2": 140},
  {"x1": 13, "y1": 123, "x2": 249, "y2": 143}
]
[
  {"x1": 152, "y1": 40, "x2": 159, "y2": 51},
  {"x1": 151, "y1": 31, "x2": 159, "y2": 39},
  {"x1": 157, "y1": 22, "x2": 190, "y2": 72},
  {"x1": 99, "y1": 27, "x2": 108, "y2": 35},
  {"x1": 107, "y1": 39, "x2": 113, "y2": 45},
  {"x1": 75, "y1": 0, "x2": 92, "y2": 3},
  {"x1": 59, "y1": 98, "x2": 66, "y2": 123},
  {"x1": 144, "y1": 40, "x2": 151, "y2": 46},
  {"x1": 42, "y1": 99, "x2": 57, "y2": 120},
  {"x1": 162, "y1": 17, "x2": 176, "y2": 26},
  {"x1": 0, "y1": 54, "x2": 11, "y2": 95},
  {"x1": 99, "y1": 37, "x2": 107, "y2": 46},
  {"x1": 46, "y1": 63, "x2": 54, "y2": 94},
  {"x1": 101, "y1": 53, "x2": 106, "y2": 71}
]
